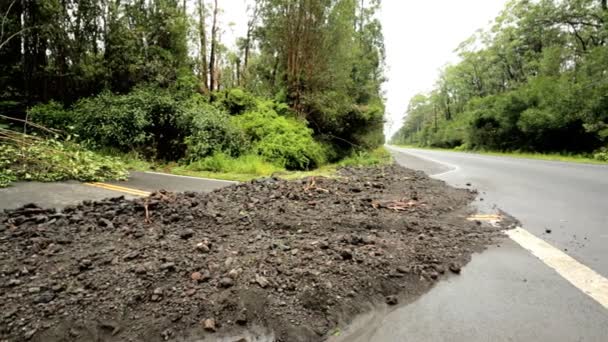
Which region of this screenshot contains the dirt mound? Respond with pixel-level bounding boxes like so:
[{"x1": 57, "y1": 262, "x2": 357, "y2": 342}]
[{"x1": 0, "y1": 165, "x2": 500, "y2": 342}]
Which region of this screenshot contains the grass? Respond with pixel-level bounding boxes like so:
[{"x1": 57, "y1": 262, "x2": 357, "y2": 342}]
[
  {"x1": 115, "y1": 147, "x2": 394, "y2": 182},
  {"x1": 171, "y1": 153, "x2": 284, "y2": 182},
  {"x1": 393, "y1": 144, "x2": 608, "y2": 165}
]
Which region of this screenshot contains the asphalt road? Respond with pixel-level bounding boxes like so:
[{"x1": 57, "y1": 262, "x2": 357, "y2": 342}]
[
  {"x1": 0, "y1": 171, "x2": 235, "y2": 210},
  {"x1": 335, "y1": 146, "x2": 608, "y2": 342},
  {"x1": 388, "y1": 146, "x2": 608, "y2": 277}
]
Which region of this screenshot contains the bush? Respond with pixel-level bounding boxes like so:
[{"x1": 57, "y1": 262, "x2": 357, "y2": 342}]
[
  {"x1": 594, "y1": 146, "x2": 608, "y2": 161},
  {"x1": 181, "y1": 95, "x2": 248, "y2": 161},
  {"x1": 29, "y1": 88, "x2": 247, "y2": 162},
  {"x1": 235, "y1": 107, "x2": 326, "y2": 170},
  {"x1": 28, "y1": 101, "x2": 73, "y2": 132},
  {"x1": 0, "y1": 137, "x2": 128, "y2": 187},
  {"x1": 216, "y1": 88, "x2": 257, "y2": 115}
]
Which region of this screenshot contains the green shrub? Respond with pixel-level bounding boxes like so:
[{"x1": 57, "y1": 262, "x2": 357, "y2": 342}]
[
  {"x1": 181, "y1": 95, "x2": 248, "y2": 161},
  {"x1": 69, "y1": 89, "x2": 152, "y2": 152},
  {"x1": 216, "y1": 88, "x2": 257, "y2": 115},
  {"x1": 0, "y1": 137, "x2": 128, "y2": 187},
  {"x1": 235, "y1": 107, "x2": 326, "y2": 170},
  {"x1": 28, "y1": 101, "x2": 74, "y2": 132},
  {"x1": 593, "y1": 147, "x2": 608, "y2": 161}
]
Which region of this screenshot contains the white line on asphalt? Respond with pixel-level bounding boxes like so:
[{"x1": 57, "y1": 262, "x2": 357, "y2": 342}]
[
  {"x1": 143, "y1": 171, "x2": 238, "y2": 183},
  {"x1": 386, "y1": 145, "x2": 459, "y2": 176},
  {"x1": 506, "y1": 227, "x2": 608, "y2": 310}
]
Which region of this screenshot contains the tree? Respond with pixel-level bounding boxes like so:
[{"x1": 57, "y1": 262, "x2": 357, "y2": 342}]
[{"x1": 209, "y1": 0, "x2": 218, "y2": 91}]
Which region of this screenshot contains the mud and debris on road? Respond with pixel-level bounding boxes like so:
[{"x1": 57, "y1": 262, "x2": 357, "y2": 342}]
[{"x1": 0, "y1": 164, "x2": 501, "y2": 342}]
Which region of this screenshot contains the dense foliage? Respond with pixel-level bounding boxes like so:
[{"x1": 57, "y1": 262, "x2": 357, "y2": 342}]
[
  {"x1": 0, "y1": 136, "x2": 127, "y2": 187},
  {"x1": 391, "y1": 0, "x2": 608, "y2": 157},
  {"x1": 1, "y1": 0, "x2": 387, "y2": 174}
]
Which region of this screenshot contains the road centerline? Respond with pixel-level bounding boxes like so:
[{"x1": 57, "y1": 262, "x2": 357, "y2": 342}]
[{"x1": 84, "y1": 182, "x2": 151, "y2": 197}]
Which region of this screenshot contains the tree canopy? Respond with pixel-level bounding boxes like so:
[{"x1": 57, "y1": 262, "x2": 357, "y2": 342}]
[{"x1": 0, "y1": 0, "x2": 386, "y2": 161}]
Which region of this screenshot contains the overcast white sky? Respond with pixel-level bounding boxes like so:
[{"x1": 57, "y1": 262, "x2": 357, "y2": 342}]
[
  {"x1": 216, "y1": 0, "x2": 508, "y2": 138},
  {"x1": 380, "y1": 0, "x2": 508, "y2": 137}
]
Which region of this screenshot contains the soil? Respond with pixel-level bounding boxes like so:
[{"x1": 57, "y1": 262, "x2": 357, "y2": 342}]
[{"x1": 0, "y1": 164, "x2": 502, "y2": 342}]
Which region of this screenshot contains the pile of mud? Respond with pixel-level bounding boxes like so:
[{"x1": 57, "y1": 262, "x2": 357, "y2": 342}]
[{"x1": 0, "y1": 165, "x2": 500, "y2": 342}]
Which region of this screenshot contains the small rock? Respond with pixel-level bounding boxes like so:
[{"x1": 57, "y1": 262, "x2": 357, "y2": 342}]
[
  {"x1": 449, "y1": 263, "x2": 461, "y2": 274},
  {"x1": 396, "y1": 266, "x2": 410, "y2": 274},
  {"x1": 123, "y1": 251, "x2": 140, "y2": 261},
  {"x1": 340, "y1": 249, "x2": 353, "y2": 260},
  {"x1": 34, "y1": 291, "x2": 55, "y2": 304},
  {"x1": 180, "y1": 229, "x2": 195, "y2": 239},
  {"x1": 28, "y1": 287, "x2": 41, "y2": 294},
  {"x1": 202, "y1": 318, "x2": 216, "y2": 332},
  {"x1": 8, "y1": 279, "x2": 22, "y2": 287},
  {"x1": 195, "y1": 243, "x2": 210, "y2": 253},
  {"x1": 236, "y1": 309, "x2": 248, "y2": 326},
  {"x1": 219, "y1": 277, "x2": 234, "y2": 288},
  {"x1": 98, "y1": 218, "x2": 115, "y2": 229},
  {"x1": 24, "y1": 328, "x2": 37, "y2": 340},
  {"x1": 319, "y1": 240, "x2": 330, "y2": 249},
  {"x1": 385, "y1": 295, "x2": 398, "y2": 305},
  {"x1": 227, "y1": 268, "x2": 240, "y2": 279},
  {"x1": 255, "y1": 274, "x2": 270, "y2": 288},
  {"x1": 134, "y1": 265, "x2": 147, "y2": 275},
  {"x1": 79, "y1": 259, "x2": 93, "y2": 270},
  {"x1": 160, "y1": 262, "x2": 176, "y2": 271},
  {"x1": 191, "y1": 272, "x2": 203, "y2": 282}
]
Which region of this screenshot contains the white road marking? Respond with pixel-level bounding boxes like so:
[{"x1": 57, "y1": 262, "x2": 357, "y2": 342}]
[
  {"x1": 386, "y1": 145, "x2": 459, "y2": 176},
  {"x1": 506, "y1": 227, "x2": 608, "y2": 310},
  {"x1": 144, "y1": 171, "x2": 238, "y2": 183}
]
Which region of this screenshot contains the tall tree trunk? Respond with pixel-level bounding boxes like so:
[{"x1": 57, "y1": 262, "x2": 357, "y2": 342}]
[
  {"x1": 242, "y1": 1, "x2": 258, "y2": 86},
  {"x1": 197, "y1": 0, "x2": 208, "y2": 92},
  {"x1": 208, "y1": 0, "x2": 218, "y2": 91}
]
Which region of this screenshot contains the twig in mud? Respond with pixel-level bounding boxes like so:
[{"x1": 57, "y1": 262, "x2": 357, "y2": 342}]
[
  {"x1": 304, "y1": 176, "x2": 330, "y2": 193},
  {"x1": 144, "y1": 199, "x2": 151, "y2": 224},
  {"x1": 372, "y1": 199, "x2": 419, "y2": 211}
]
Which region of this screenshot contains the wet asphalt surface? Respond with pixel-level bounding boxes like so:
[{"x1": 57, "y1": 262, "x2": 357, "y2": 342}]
[{"x1": 341, "y1": 146, "x2": 608, "y2": 342}]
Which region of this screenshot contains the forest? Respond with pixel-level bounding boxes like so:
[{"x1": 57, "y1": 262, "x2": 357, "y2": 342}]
[
  {"x1": 0, "y1": 0, "x2": 386, "y2": 186},
  {"x1": 391, "y1": 0, "x2": 608, "y2": 161}
]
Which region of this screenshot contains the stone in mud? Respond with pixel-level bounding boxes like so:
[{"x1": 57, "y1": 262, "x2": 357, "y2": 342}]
[
  {"x1": 202, "y1": 318, "x2": 216, "y2": 332},
  {"x1": 385, "y1": 295, "x2": 398, "y2": 305},
  {"x1": 255, "y1": 274, "x2": 270, "y2": 288},
  {"x1": 449, "y1": 263, "x2": 461, "y2": 274},
  {"x1": 396, "y1": 266, "x2": 410, "y2": 274},
  {"x1": 340, "y1": 249, "x2": 353, "y2": 260},
  {"x1": 160, "y1": 262, "x2": 176, "y2": 271},
  {"x1": 219, "y1": 277, "x2": 234, "y2": 288},
  {"x1": 195, "y1": 242, "x2": 210, "y2": 253},
  {"x1": 98, "y1": 218, "x2": 114, "y2": 229},
  {"x1": 179, "y1": 229, "x2": 195, "y2": 239},
  {"x1": 191, "y1": 272, "x2": 203, "y2": 282}
]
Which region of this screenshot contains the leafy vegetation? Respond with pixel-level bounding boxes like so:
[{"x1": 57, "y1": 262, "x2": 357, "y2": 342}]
[
  {"x1": 391, "y1": 0, "x2": 608, "y2": 160},
  {"x1": 0, "y1": 134, "x2": 128, "y2": 188},
  {"x1": 1, "y1": 0, "x2": 387, "y2": 178}
]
